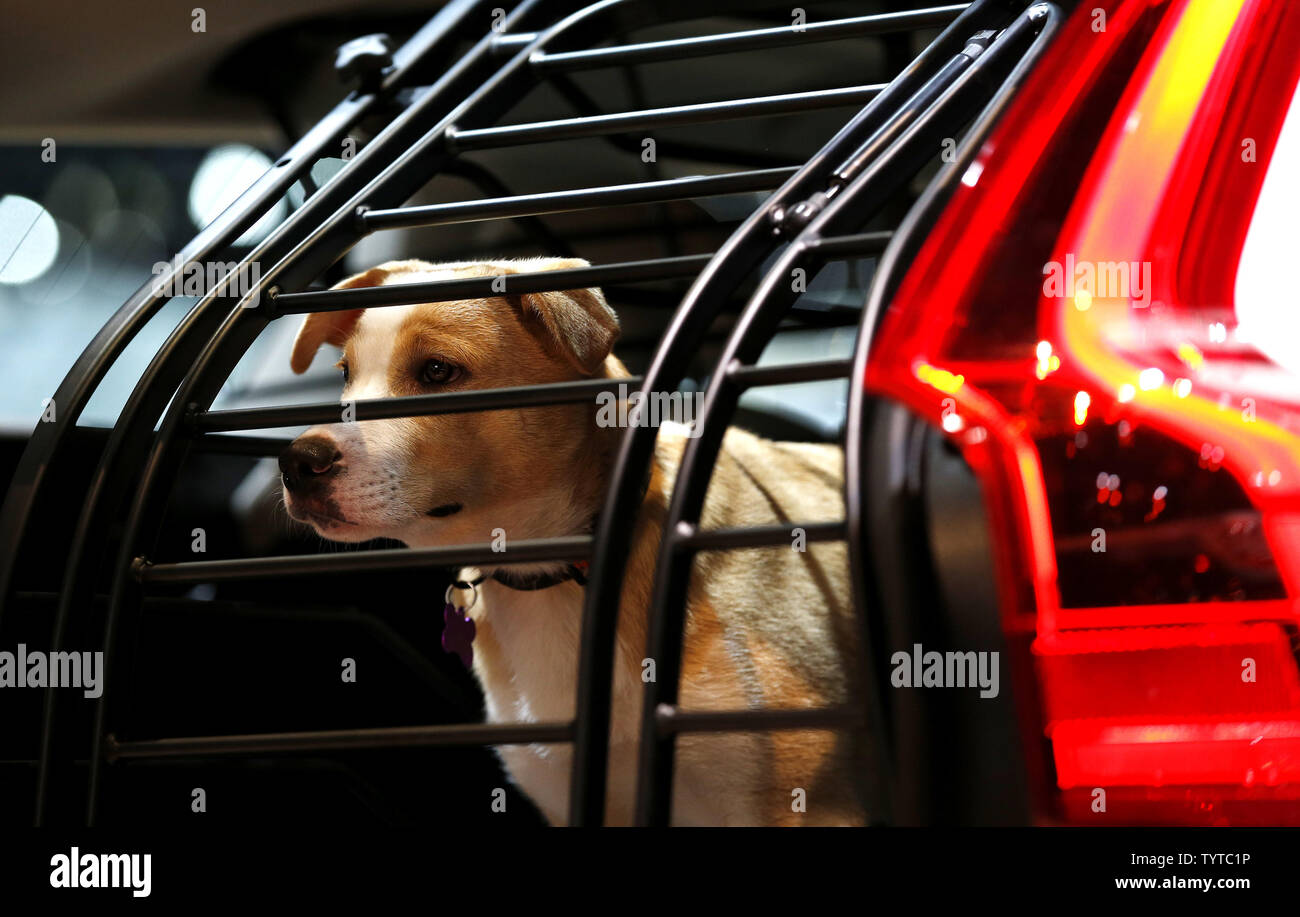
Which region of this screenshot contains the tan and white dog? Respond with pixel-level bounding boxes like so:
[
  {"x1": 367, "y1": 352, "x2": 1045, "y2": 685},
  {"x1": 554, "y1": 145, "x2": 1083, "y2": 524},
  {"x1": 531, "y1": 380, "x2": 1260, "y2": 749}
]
[{"x1": 281, "y1": 257, "x2": 866, "y2": 826}]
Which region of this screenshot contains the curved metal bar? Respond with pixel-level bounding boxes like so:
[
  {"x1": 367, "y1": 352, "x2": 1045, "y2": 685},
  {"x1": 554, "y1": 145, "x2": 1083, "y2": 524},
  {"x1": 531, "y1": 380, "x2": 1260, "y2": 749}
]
[
  {"x1": 842, "y1": 2, "x2": 1061, "y2": 826},
  {"x1": 444, "y1": 84, "x2": 887, "y2": 150},
  {"x1": 106, "y1": 722, "x2": 576, "y2": 760},
  {"x1": 135, "y1": 534, "x2": 594, "y2": 585},
  {"x1": 360, "y1": 167, "x2": 798, "y2": 231},
  {"x1": 530, "y1": 4, "x2": 970, "y2": 71},
  {"x1": 569, "y1": 0, "x2": 1036, "y2": 827},
  {"x1": 629, "y1": 0, "x2": 1060, "y2": 826}
]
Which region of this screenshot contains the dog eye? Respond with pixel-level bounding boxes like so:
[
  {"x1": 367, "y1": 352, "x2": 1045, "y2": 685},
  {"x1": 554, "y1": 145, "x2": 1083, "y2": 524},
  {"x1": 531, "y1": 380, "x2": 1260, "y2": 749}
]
[
  {"x1": 419, "y1": 358, "x2": 460, "y2": 386},
  {"x1": 338, "y1": 361, "x2": 349, "y2": 383}
]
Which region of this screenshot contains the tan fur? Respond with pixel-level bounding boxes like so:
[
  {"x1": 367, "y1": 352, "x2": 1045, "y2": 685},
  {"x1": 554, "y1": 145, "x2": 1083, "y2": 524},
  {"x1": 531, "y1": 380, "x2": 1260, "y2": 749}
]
[{"x1": 285, "y1": 258, "x2": 864, "y2": 826}]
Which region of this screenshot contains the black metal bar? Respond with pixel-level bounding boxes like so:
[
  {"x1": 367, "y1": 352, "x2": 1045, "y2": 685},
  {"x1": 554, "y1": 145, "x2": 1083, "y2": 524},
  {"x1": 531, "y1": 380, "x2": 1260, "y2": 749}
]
[
  {"x1": 545, "y1": 67, "x2": 799, "y2": 169},
  {"x1": 106, "y1": 721, "x2": 574, "y2": 761},
  {"x1": 193, "y1": 375, "x2": 644, "y2": 433},
  {"x1": 187, "y1": 357, "x2": 860, "y2": 443},
  {"x1": 807, "y1": 230, "x2": 896, "y2": 256},
  {"x1": 439, "y1": 157, "x2": 579, "y2": 256},
  {"x1": 136, "y1": 534, "x2": 593, "y2": 585},
  {"x1": 272, "y1": 253, "x2": 713, "y2": 313},
  {"x1": 570, "y1": 0, "x2": 1024, "y2": 828},
  {"x1": 191, "y1": 433, "x2": 294, "y2": 456},
  {"x1": 361, "y1": 167, "x2": 795, "y2": 232},
  {"x1": 677, "y1": 520, "x2": 846, "y2": 551},
  {"x1": 361, "y1": 167, "x2": 798, "y2": 231},
  {"x1": 531, "y1": 5, "x2": 970, "y2": 72},
  {"x1": 726, "y1": 358, "x2": 853, "y2": 388},
  {"x1": 492, "y1": 32, "x2": 537, "y2": 53},
  {"x1": 657, "y1": 705, "x2": 863, "y2": 736},
  {"x1": 446, "y1": 84, "x2": 887, "y2": 151}
]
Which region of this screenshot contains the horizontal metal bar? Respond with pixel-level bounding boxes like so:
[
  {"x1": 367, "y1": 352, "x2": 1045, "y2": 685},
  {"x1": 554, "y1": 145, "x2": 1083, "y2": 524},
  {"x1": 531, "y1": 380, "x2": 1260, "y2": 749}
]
[
  {"x1": 134, "y1": 534, "x2": 593, "y2": 584},
  {"x1": 193, "y1": 375, "x2": 644, "y2": 433},
  {"x1": 531, "y1": 5, "x2": 970, "y2": 72},
  {"x1": 445, "y1": 84, "x2": 887, "y2": 151},
  {"x1": 727, "y1": 357, "x2": 853, "y2": 388},
  {"x1": 676, "y1": 520, "x2": 846, "y2": 551},
  {"x1": 807, "y1": 230, "x2": 895, "y2": 256},
  {"x1": 655, "y1": 704, "x2": 863, "y2": 736},
  {"x1": 190, "y1": 433, "x2": 296, "y2": 456},
  {"x1": 491, "y1": 31, "x2": 536, "y2": 53},
  {"x1": 361, "y1": 167, "x2": 798, "y2": 232},
  {"x1": 273, "y1": 254, "x2": 712, "y2": 313},
  {"x1": 105, "y1": 720, "x2": 575, "y2": 761}
]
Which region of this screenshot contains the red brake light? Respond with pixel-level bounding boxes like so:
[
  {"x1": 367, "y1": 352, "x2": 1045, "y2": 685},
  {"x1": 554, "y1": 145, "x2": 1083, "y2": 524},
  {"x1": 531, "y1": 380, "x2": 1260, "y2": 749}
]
[{"x1": 867, "y1": 0, "x2": 1300, "y2": 824}]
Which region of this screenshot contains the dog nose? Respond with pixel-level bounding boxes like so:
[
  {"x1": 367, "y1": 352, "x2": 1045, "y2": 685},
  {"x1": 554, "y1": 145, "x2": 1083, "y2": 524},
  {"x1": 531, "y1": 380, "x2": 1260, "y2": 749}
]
[{"x1": 279, "y1": 436, "x2": 342, "y2": 492}]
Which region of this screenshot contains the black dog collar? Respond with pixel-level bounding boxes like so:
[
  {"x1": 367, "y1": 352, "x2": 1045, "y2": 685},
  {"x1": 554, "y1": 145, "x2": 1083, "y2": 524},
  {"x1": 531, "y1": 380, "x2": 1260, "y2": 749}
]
[{"x1": 453, "y1": 562, "x2": 589, "y2": 593}]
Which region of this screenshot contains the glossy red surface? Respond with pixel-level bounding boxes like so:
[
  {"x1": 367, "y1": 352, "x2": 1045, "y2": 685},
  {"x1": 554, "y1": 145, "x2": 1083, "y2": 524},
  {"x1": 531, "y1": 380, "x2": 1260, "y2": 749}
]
[{"x1": 866, "y1": 0, "x2": 1300, "y2": 821}]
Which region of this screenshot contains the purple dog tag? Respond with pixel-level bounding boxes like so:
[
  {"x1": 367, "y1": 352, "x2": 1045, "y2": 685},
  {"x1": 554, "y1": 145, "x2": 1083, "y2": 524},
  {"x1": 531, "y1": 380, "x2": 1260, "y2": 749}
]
[{"x1": 442, "y1": 601, "x2": 476, "y2": 669}]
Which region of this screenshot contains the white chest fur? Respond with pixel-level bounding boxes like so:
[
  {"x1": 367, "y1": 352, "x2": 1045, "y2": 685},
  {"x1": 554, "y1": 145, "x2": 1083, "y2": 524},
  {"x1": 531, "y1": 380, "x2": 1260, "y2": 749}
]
[
  {"x1": 464, "y1": 578, "x2": 656, "y2": 825},
  {"x1": 468, "y1": 580, "x2": 584, "y2": 824}
]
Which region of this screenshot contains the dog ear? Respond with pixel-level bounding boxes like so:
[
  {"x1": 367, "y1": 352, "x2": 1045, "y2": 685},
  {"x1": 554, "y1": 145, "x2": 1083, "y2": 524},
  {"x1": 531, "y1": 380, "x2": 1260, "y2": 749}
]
[
  {"x1": 517, "y1": 269, "x2": 619, "y2": 375},
  {"x1": 289, "y1": 266, "x2": 388, "y2": 374}
]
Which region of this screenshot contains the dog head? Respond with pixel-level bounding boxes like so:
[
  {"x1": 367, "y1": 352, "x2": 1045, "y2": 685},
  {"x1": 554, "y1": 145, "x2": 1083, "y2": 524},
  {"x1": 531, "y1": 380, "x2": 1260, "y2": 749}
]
[{"x1": 279, "y1": 258, "x2": 626, "y2": 548}]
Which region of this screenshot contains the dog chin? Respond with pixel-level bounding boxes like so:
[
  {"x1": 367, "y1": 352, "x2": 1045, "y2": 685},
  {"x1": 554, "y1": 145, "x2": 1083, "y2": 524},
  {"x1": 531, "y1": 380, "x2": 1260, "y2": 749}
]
[{"x1": 285, "y1": 498, "x2": 366, "y2": 541}]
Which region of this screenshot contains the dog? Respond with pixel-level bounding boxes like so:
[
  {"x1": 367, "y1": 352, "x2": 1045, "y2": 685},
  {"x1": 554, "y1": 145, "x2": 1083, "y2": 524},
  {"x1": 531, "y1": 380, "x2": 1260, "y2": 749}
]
[{"x1": 281, "y1": 257, "x2": 866, "y2": 825}]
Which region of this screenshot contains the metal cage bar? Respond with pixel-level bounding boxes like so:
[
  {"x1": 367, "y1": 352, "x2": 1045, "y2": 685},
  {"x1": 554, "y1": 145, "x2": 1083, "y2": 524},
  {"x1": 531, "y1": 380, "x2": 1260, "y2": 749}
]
[
  {"x1": 134, "y1": 535, "x2": 595, "y2": 585},
  {"x1": 269, "y1": 253, "x2": 714, "y2": 312},
  {"x1": 521, "y1": 3, "x2": 970, "y2": 70},
  {"x1": 359, "y1": 167, "x2": 799, "y2": 231},
  {"x1": 106, "y1": 722, "x2": 576, "y2": 760},
  {"x1": 443, "y1": 84, "x2": 888, "y2": 150}
]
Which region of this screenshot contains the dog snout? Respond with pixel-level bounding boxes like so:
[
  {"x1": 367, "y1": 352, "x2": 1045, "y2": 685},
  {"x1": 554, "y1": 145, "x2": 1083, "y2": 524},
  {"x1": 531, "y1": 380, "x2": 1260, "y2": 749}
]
[{"x1": 279, "y1": 435, "x2": 343, "y2": 493}]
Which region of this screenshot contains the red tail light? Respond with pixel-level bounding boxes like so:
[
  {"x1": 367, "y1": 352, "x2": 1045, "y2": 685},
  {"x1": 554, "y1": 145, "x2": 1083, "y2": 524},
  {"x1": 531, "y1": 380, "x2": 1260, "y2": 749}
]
[{"x1": 868, "y1": 0, "x2": 1300, "y2": 824}]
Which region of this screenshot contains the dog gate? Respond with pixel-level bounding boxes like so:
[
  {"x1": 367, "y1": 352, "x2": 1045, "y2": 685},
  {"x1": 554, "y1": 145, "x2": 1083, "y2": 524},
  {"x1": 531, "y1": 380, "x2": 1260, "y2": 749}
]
[{"x1": 0, "y1": 0, "x2": 1061, "y2": 825}]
